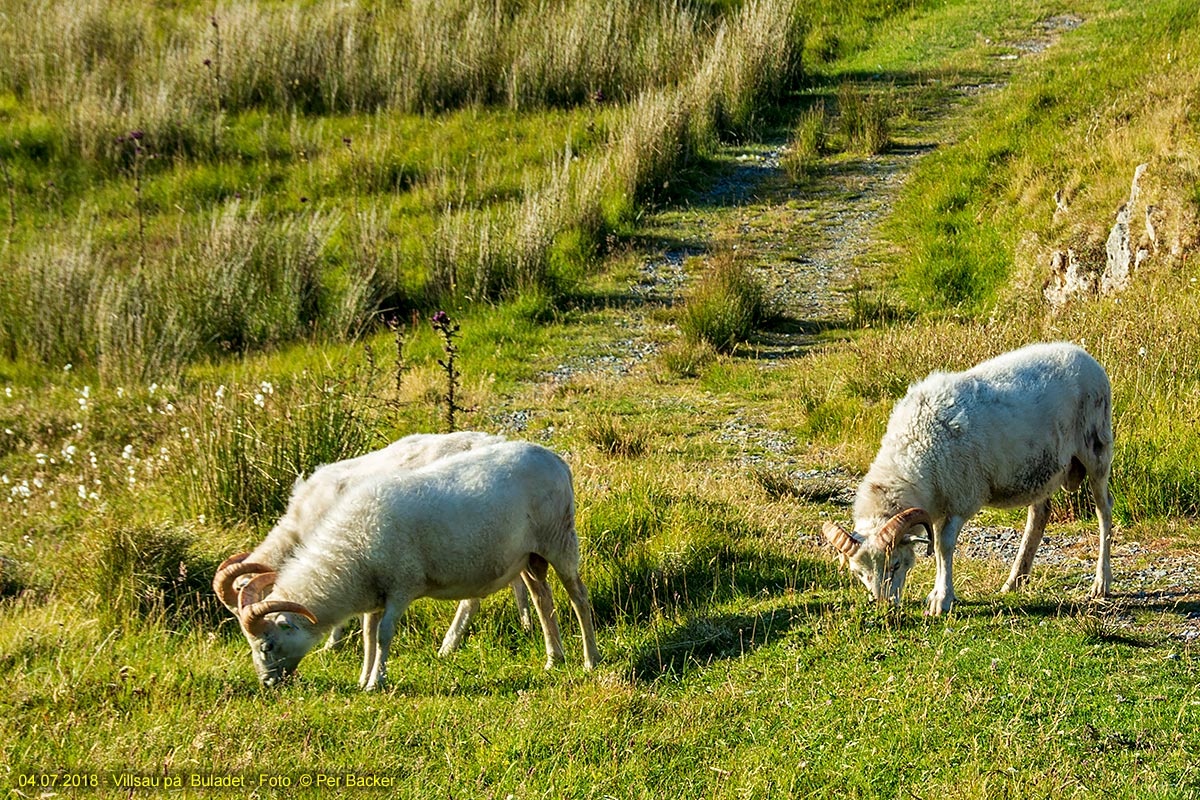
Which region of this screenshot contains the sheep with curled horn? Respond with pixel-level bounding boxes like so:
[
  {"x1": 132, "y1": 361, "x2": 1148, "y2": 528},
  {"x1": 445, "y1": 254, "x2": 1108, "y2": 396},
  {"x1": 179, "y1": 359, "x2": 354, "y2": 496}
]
[
  {"x1": 823, "y1": 342, "x2": 1115, "y2": 615},
  {"x1": 212, "y1": 431, "x2": 532, "y2": 656},
  {"x1": 228, "y1": 440, "x2": 599, "y2": 690}
]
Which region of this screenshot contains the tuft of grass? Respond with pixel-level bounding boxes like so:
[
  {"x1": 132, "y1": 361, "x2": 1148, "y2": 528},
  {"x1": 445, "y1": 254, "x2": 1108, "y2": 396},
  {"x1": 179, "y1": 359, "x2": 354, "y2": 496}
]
[
  {"x1": 750, "y1": 467, "x2": 852, "y2": 505},
  {"x1": 783, "y1": 101, "x2": 828, "y2": 180},
  {"x1": 583, "y1": 415, "x2": 649, "y2": 459},
  {"x1": 89, "y1": 523, "x2": 218, "y2": 630},
  {"x1": 175, "y1": 369, "x2": 385, "y2": 527},
  {"x1": 836, "y1": 83, "x2": 891, "y2": 155},
  {"x1": 655, "y1": 338, "x2": 719, "y2": 379},
  {"x1": 679, "y1": 251, "x2": 767, "y2": 353}
]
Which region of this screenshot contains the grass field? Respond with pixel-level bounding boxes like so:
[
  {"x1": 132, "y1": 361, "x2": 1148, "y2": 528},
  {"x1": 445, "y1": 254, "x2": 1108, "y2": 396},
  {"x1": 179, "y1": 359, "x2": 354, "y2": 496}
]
[{"x1": 3, "y1": 0, "x2": 1200, "y2": 797}]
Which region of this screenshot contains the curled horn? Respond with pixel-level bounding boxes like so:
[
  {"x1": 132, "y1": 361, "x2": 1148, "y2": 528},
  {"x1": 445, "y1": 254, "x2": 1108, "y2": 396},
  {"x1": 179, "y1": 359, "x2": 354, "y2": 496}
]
[
  {"x1": 237, "y1": 572, "x2": 318, "y2": 636},
  {"x1": 823, "y1": 521, "x2": 864, "y2": 558},
  {"x1": 212, "y1": 553, "x2": 275, "y2": 612},
  {"x1": 875, "y1": 508, "x2": 934, "y2": 552}
]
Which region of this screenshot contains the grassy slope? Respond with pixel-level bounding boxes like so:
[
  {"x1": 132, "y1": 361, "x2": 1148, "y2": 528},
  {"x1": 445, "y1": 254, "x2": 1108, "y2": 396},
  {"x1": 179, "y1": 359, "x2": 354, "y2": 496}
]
[{"x1": 4, "y1": 0, "x2": 1200, "y2": 798}]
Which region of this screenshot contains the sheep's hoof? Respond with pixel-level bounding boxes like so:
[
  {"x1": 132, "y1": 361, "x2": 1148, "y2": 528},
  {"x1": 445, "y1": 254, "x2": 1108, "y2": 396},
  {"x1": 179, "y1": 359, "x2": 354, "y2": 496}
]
[
  {"x1": 924, "y1": 593, "x2": 956, "y2": 616},
  {"x1": 1000, "y1": 577, "x2": 1023, "y2": 593}
]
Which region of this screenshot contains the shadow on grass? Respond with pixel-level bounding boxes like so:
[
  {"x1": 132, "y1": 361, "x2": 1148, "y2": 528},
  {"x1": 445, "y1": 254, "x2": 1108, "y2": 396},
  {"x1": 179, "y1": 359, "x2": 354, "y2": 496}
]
[
  {"x1": 588, "y1": 545, "x2": 841, "y2": 628},
  {"x1": 630, "y1": 603, "x2": 813, "y2": 682}
]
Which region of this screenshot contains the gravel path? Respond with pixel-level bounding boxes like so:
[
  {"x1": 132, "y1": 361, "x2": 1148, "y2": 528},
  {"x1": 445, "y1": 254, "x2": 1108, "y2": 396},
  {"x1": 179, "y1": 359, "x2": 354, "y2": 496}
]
[{"x1": 514, "y1": 15, "x2": 1200, "y2": 631}]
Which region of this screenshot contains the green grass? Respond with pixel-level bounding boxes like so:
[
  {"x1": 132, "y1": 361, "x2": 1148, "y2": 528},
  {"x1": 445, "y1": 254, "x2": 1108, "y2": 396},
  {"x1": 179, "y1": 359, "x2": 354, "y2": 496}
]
[{"x1": 4, "y1": 0, "x2": 1200, "y2": 796}]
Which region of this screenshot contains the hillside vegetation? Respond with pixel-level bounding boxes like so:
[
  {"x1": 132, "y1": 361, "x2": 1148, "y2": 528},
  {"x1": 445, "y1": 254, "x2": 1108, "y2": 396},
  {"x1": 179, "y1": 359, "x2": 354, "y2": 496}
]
[{"x1": 3, "y1": 0, "x2": 1200, "y2": 797}]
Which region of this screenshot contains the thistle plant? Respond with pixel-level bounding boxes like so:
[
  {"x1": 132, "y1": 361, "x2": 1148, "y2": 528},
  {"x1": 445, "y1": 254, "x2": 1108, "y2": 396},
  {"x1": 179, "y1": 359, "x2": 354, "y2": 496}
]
[
  {"x1": 431, "y1": 310, "x2": 467, "y2": 432},
  {"x1": 117, "y1": 131, "x2": 152, "y2": 269},
  {"x1": 389, "y1": 317, "x2": 407, "y2": 400},
  {"x1": 1, "y1": 143, "x2": 15, "y2": 246},
  {"x1": 206, "y1": 15, "x2": 223, "y2": 114}
]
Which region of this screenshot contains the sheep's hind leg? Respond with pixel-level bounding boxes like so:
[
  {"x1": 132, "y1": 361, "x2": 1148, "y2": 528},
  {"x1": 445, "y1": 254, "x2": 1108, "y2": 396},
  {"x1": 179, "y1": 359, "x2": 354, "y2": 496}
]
[
  {"x1": 1090, "y1": 473, "x2": 1115, "y2": 598},
  {"x1": 522, "y1": 555, "x2": 567, "y2": 670},
  {"x1": 438, "y1": 598, "x2": 480, "y2": 656},
  {"x1": 556, "y1": 569, "x2": 600, "y2": 670},
  {"x1": 1002, "y1": 499, "x2": 1051, "y2": 593},
  {"x1": 927, "y1": 516, "x2": 964, "y2": 616}
]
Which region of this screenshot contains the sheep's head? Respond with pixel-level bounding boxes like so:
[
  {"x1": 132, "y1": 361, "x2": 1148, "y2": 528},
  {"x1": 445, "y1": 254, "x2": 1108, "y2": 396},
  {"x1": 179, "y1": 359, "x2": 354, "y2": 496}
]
[
  {"x1": 822, "y1": 508, "x2": 932, "y2": 604},
  {"x1": 237, "y1": 572, "x2": 320, "y2": 687}
]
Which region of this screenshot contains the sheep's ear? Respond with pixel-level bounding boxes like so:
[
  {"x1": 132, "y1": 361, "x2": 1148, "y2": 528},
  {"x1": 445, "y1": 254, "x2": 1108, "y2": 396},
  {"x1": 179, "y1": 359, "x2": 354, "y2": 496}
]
[
  {"x1": 897, "y1": 523, "x2": 933, "y2": 557},
  {"x1": 876, "y1": 508, "x2": 933, "y2": 552}
]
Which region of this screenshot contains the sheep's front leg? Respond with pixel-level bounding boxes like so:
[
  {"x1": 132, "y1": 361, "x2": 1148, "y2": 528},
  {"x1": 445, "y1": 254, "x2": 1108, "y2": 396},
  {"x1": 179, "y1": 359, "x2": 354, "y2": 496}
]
[
  {"x1": 1090, "y1": 476, "x2": 1115, "y2": 598},
  {"x1": 926, "y1": 516, "x2": 964, "y2": 616},
  {"x1": 438, "y1": 598, "x2": 480, "y2": 656},
  {"x1": 1002, "y1": 499, "x2": 1051, "y2": 593},
  {"x1": 358, "y1": 610, "x2": 383, "y2": 689},
  {"x1": 322, "y1": 623, "x2": 347, "y2": 651},
  {"x1": 363, "y1": 599, "x2": 410, "y2": 692}
]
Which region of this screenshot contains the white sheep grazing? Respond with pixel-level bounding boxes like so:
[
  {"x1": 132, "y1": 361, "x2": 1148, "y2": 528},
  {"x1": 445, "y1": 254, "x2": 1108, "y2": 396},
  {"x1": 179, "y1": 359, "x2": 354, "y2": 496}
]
[
  {"x1": 822, "y1": 342, "x2": 1114, "y2": 615},
  {"x1": 212, "y1": 431, "x2": 531, "y2": 654},
  {"x1": 232, "y1": 440, "x2": 600, "y2": 689}
]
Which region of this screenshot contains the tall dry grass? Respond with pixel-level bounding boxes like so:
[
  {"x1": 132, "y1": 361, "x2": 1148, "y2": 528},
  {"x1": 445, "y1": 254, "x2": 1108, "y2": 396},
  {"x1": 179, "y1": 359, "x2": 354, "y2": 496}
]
[
  {"x1": 0, "y1": 0, "x2": 718, "y2": 165},
  {"x1": 0, "y1": 0, "x2": 808, "y2": 377}
]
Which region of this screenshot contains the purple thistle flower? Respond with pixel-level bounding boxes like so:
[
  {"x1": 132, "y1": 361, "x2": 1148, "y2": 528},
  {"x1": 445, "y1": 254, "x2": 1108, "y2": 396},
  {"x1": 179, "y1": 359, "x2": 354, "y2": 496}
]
[
  {"x1": 431, "y1": 311, "x2": 450, "y2": 329},
  {"x1": 130, "y1": 130, "x2": 144, "y2": 141}
]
